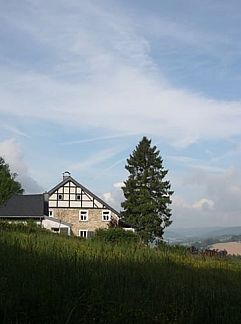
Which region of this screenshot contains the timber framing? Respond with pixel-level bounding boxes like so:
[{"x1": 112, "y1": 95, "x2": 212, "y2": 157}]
[{"x1": 48, "y1": 176, "x2": 120, "y2": 218}]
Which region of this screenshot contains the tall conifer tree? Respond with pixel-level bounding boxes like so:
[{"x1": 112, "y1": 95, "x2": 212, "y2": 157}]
[
  {"x1": 0, "y1": 157, "x2": 23, "y2": 206},
  {"x1": 121, "y1": 137, "x2": 173, "y2": 243}
]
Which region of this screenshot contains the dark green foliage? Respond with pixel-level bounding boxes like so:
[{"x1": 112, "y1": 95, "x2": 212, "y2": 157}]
[
  {"x1": 121, "y1": 137, "x2": 173, "y2": 243},
  {"x1": 0, "y1": 157, "x2": 23, "y2": 206},
  {"x1": 0, "y1": 220, "x2": 48, "y2": 234},
  {"x1": 93, "y1": 228, "x2": 138, "y2": 244},
  {"x1": 1, "y1": 226, "x2": 241, "y2": 323}
]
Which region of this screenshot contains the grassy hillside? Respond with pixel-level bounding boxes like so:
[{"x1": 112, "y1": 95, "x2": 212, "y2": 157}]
[{"x1": 1, "y1": 225, "x2": 241, "y2": 323}]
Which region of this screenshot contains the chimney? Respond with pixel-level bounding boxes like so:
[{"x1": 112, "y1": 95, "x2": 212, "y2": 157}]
[{"x1": 63, "y1": 171, "x2": 71, "y2": 180}]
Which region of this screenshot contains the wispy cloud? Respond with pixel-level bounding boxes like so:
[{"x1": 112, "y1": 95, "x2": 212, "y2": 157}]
[
  {"x1": 2, "y1": 65, "x2": 241, "y2": 149},
  {"x1": 69, "y1": 147, "x2": 121, "y2": 171},
  {"x1": 61, "y1": 133, "x2": 137, "y2": 145},
  {"x1": 1, "y1": 1, "x2": 241, "y2": 149},
  {"x1": 1, "y1": 124, "x2": 30, "y2": 138},
  {"x1": 142, "y1": 16, "x2": 232, "y2": 54},
  {"x1": 167, "y1": 155, "x2": 226, "y2": 173}
]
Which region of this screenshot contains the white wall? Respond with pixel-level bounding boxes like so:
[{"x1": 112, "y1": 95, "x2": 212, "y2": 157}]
[{"x1": 42, "y1": 218, "x2": 71, "y2": 235}]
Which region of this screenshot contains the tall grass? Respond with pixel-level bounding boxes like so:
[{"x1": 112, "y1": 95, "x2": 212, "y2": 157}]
[{"x1": 0, "y1": 224, "x2": 241, "y2": 323}]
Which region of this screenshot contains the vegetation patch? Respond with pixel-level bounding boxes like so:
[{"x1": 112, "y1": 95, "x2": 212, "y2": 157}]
[
  {"x1": 93, "y1": 228, "x2": 138, "y2": 244},
  {"x1": 1, "y1": 225, "x2": 241, "y2": 323}
]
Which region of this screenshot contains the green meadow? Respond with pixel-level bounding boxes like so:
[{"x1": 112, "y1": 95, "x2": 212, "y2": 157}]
[{"x1": 1, "y1": 225, "x2": 241, "y2": 323}]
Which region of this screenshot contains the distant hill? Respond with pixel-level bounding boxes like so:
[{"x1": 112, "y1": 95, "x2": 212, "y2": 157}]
[{"x1": 164, "y1": 226, "x2": 241, "y2": 244}]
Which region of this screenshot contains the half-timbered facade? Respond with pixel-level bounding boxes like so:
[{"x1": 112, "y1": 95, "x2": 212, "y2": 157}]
[{"x1": 48, "y1": 172, "x2": 120, "y2": 237}]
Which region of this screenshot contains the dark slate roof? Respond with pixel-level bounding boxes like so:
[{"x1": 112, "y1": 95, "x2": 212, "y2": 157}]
[
  {"x1": 0, "y1": 194, "x2": 48, "y2": 218},
  {"x1": 48, "y1": 176, "x2": 120, "y2": 217}
]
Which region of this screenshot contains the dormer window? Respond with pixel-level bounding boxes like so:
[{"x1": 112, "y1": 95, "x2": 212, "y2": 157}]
[{"x1": 58, "y1": 194, "x2": 63, "y2": 200}]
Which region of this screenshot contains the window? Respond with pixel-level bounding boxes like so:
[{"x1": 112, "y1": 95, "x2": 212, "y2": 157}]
[
  {"x1": 58, "y1": 194, "x2": 63, "y2": 200},
  {"x1": 123, "y1": 227, "x2": 135, "y2": 233},
  {"x1": 79, "y1": 230, "x2": 88, "y2": 238},
  {"x1": 102, "y1": 210, "x2": 111, "y2": 221},
  {"x1": 76, "y1": 194, "x2": 81, "y2": 200},
  {"x1": 79, "y1": 210, "x2": 88, "y2": 221},
  {"x1": 51, "y1": 227, "x2": 59, "y2": 233},
  {"x1": 49, "y1": 210, "x2": 54, "y2": 217}
]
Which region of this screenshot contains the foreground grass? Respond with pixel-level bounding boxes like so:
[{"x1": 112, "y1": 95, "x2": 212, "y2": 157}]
[{"x1": 0, "y1": 227, "x2": 241, "y2": 323}]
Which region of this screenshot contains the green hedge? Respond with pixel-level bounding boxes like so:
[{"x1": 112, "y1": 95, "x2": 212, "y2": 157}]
[{"x1": 93, "y1": 228, "x2": 138, "y2": 244}]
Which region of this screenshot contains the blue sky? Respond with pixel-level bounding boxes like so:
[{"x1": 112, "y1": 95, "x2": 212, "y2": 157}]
[{"x1": 1, "y1": 0, "x2": 241, "y2": 228}]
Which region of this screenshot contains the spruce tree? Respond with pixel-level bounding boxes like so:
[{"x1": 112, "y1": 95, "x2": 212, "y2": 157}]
[
  {"x1": 121, "y1": 137, "x2": 173, "y2": 243},
  {"x1": 0, "y1": 157, "x2": 23, "y2": 206}
]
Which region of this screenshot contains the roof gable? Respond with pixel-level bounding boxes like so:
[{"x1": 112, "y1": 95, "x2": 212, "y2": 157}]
[{"x1": 48, "y1": 176, "x2": 120, "y2": 217}]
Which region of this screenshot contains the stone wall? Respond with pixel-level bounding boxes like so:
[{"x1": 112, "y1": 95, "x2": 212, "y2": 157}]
[{"x1": 50, "y1": 208, "x2": 118, "y2": 236}]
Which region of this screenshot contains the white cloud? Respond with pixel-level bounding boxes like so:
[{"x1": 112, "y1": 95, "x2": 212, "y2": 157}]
[
  {"x1": 192, "y1": 198, "x2": 214, "y2": 210},
  {"x1": 101, "y1": 166, "x2": 241, "y2": 228},
  {"x1": 172, "y1": 167, "x2": 241, "y2": 228},
  {"x1": 2, "y1": 63, "x2": 241, "y2": 149},
  {"x1": 0, "y1": 139, "x2": 43, "y2": 193},
  {"x1": 102, "y1": 192, "x2": 115, "y2": 205},
  {"x1": 102, "y1": 181, "x2": 124, "y2": 210},
  {"x1": 0, "y1": 1, "x2": 241, "y2": 148},
  {"x1": 113, "y1": 182, "x2": 124, "y2": 188}
]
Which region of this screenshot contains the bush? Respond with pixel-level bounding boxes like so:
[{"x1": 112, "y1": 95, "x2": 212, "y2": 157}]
[
  {"x1": 93, "y1": 228, "x2": 138, "y2": 244},
  {"x1": 0, "y1": 220, "x2": 48, "y2": 234}
]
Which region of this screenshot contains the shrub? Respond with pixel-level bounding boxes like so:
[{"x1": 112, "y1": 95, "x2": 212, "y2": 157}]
[
  {"x1": 93, "y1": 228, "x2": 138, "y2": 244},
  {"x1": 0, "y1": 220, "x2": 48, "y2": 234}
]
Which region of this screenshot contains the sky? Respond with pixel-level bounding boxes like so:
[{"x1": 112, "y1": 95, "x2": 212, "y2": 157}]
[{"x1": 1, "y1": 0, "x2": 241, "y2": 228}]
